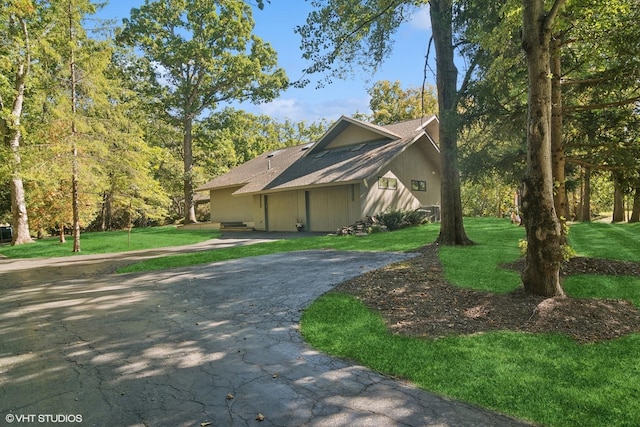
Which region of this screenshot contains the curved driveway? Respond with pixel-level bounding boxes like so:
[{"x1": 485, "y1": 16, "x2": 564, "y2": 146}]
[{"x1": 0, "y1": 236, "x2": 532, "y2": 426}]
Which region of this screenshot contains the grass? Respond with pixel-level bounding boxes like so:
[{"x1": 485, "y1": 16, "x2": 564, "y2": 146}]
[
  {"x1": 4, "y1": 216, "x2": 640, "y2": 425},
  {"x1": 301, "y1": 294, "x2": 640, "y2": 427},
  {"x1": 118, "y1": 225, "x2": 440, "y2": 273},
  {"x1": 0, "y1": 226, "x2": 219, "y2": 258},
  {"x1": 564, "y1": 275, "x2": 640, "y2": 308},
  {"x1": 439, "y1": 217, "x2": 525, "y2": 293},
  {"x1": 301, "y1": 218, "x2": 640, "y2": 427},
  {"x1": 569, "y1": 221, "x2": 640, "y2": 261},
  {"x1": 565, "y1": 221, "x2": 640, "y2": 308}
]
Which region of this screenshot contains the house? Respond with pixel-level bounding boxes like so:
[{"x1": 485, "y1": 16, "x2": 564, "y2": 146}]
[{"x1": 195, "y1": 115, "x2": 442, "y2": 232}]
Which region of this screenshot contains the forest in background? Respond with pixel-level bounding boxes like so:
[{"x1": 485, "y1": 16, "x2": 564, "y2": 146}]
[{"x1": 2, "y1": 0, "x2": 639, "y2": 248}]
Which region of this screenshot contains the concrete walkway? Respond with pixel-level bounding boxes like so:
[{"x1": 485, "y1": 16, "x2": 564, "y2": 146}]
[{"x1": 0, "y1": 236, "x2": 533, "y2": 426}]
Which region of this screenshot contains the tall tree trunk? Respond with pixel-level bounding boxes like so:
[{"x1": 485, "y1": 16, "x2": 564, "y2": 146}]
[
  {"x1": 612, "y1": 173, "x2": 625, "y2": 223},
  {"x1": 10, "y1": 176, "x2": 32, "y2": 245},
  {"x1": 183, "y1": 117, "x2": 198, "y2": 224},
  {"x1": 520, "y1": 0, "x2": 565, "y2": 297},
  {"x1": 100, "y1": 193, "x2": 107, "y2": 231},
  {"x1": 100, "y1": 192, "x2": 113, "y2": 231},
  {"x1": 630, "y1": 186, "x2": 640, "y2": 223},
  {"x1": 3, "y1": 18, "x2": 34, "y2": 245},
  {"x1": 69, "y1": 1, "x2": 81, "y2": 252},
  {"x1": 580, "y1": 166, "x2": 592, "y2": 222},
  {"x1": 72, "y1": 142, "x2": 80, "y2": 251},
  {"x1": 430, "y1": 0, "x2": 472, "y2": 246},
  {"x1": 550, "y1": 40, "x2": 569, "y2": 224}
]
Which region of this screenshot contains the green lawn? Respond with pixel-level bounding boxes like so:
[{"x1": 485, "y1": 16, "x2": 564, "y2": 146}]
[
  {"x1": 567, "y1": 221, "x2": 640, "y2": 308},
  {"x1": 4, "y1": 217, "x2": 640, "y2": 426},
  {"x1": 302, "y1": 218, "x2": 640, "y2": 427},
  {"x1": 569, "y1": 221, "x2": 640, "y2": 261},
  {"x1": 0, "y1": 226, "x2": 219, "y2": 258},
  {"x1": 439, "y1": 218, "x2": 525, "y2": 293},
  {"x1": 118, "y1": 225, "x2": 440, "y2": 273}
]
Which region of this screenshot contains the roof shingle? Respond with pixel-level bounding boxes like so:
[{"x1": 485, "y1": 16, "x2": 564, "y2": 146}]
[{"x1": 196, "y1": 115, "x2": 439, "y2": 195}]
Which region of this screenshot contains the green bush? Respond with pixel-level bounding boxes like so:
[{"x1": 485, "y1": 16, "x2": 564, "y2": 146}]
[
  {"x1": 404, "y1": 209, "x2": 429, "y2": 226},
  {"x1": 375, "y1": 209, "x2": 405, "y2": 231},
  {"x1": 374, "y1": 208, "x2": 428, "y2": 231}
]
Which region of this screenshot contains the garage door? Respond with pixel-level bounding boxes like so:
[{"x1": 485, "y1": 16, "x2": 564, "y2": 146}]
[
  {"x1": 307, "y1": 187, "x2": 350, "y2": 232},
  {"x1": 265, "y1": 192, "x2": 298, "y2": 231}
]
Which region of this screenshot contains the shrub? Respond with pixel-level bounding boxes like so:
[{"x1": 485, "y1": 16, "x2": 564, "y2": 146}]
[
  {"x1": 404, "y1": 209, "x2": 429, "y2": 226},
  {"x1": 374, "y1": 208, "x2": 428, "y2": 231},
  {"x1": 375, "y1": 209, "x2": 405, "y2": 231}
]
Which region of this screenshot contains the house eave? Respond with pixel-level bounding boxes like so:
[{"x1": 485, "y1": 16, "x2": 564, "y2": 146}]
[
  {"x1": 197, "y1": 183, "x2": 248, "y2": 192},
  {"x1": 234, "y1": 180, "x2": 363, "y2": 197}
]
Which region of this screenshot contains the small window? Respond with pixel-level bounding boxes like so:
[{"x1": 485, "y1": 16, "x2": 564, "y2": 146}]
[
  {"x1": 378, "y1": 177, "x2": 397, "y2": 190},
  {"x1": 411, "y1": 180, "x2": 427, "y2": 192}
]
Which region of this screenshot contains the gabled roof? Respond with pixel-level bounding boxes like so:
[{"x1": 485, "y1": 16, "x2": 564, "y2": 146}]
[
  {"x1": 196, "y1": 115, "x2": 439, "y2": 195},
  {"x1": 307, "y1": 115, "x2": 402, "y2": 153}
]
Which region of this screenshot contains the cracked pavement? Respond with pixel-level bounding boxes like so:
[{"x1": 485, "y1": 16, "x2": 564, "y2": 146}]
[{"x1": 0, "y1": 237, "x2": 533, "y2": 426}]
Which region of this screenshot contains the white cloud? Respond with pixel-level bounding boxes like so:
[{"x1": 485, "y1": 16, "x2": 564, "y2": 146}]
[
  {"x1": 408, "y1": 5, "x2": 431, "y2": 30},
  {"x1": 252, "y1": 95, "x2": 370, "y2": 123},
  {"x1": 257, "y1": 98, "x2": 301, "y2": 120}
]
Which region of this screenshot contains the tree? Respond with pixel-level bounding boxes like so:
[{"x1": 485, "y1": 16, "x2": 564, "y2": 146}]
[
  {"x1": 0, "y1": 0, "x2": 36, "y2": 245},
  {"x1": 428, "y1": 0, "x2": 473, "y2": 245},
  {"x1": 296, "y1": 0, "x2": 474, "y2": 245},
  {"x1": 366, "y1": 80, "x2": 438, "y2": 125},
  {"x1": 549, "y1": 0, "x2": 640, "y2": 225},
  {"x1": 463, "y1": 0, "x2": 640, "y2": 226},
  {"x1": 36, "y1": 0, "x2": 114, "y2": 251},
  {"x1": 118, "y1": 0, "x2": 288, "y2": 224},
  {"x1": 566, "y1": 106, "x2": 640, "y2": 223},
  {"x1": 520, "y1": 0, "x2": 566, "y2": 296},
  {"x1": 112, "y1": 50, "x2": 187, "y2": 222},
  {"x1": 197, "y1": 108, "x2": 328, "y2": 177}
]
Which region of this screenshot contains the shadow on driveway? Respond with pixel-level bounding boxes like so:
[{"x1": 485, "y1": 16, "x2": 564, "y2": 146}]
[{"x1": 0, "y1": 247, "x2": 533, "y2": 426}]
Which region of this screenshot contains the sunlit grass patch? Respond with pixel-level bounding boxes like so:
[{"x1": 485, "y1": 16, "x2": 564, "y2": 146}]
[
  {"x1": 439, "y1": 217, "x2": 524, "y2": 292},
  {"x1": 0, "y1": 226, "x2": 218, "y2": 259},
  {"x1": 302, "y1": 292, "x2": 640, "y2": 427},
  {"x1": 118, "y1": 224, "x2": 440, "y2": 273},
  {"x1": 569, "y1": 221, "x2": 640, "y2": 261}
]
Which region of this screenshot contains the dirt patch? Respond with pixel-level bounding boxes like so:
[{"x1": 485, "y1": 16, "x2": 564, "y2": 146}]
[{"x1": 336, "y1": 244, "x2": 640, "y2": 344}]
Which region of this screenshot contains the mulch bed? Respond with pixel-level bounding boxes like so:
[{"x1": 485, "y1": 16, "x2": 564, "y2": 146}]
[{"x1": 335, "y1": 244, "x2": 640, "y2": 344}]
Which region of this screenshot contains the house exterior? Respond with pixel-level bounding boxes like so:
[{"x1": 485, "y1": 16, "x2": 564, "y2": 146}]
[{"x1": 195, "y1": 115, "x2": 442, "y2": 232}]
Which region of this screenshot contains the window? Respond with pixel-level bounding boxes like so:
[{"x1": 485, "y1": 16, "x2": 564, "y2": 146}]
[
  {"x1": 411, "y1": 180, "x2": 427, "y2": 192},
  {"x1": 378, "y1": 177, "x2": 397, "y2": 190}
]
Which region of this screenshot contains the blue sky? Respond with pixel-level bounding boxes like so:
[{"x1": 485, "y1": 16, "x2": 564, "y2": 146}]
[{"x1": 95, "y1": 1, "x2": 435, "y2": 123}]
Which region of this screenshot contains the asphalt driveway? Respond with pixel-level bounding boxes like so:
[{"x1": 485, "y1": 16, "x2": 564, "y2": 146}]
[{"x1": 0, "y1": 242, "x2": 532, "y2": 426}]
